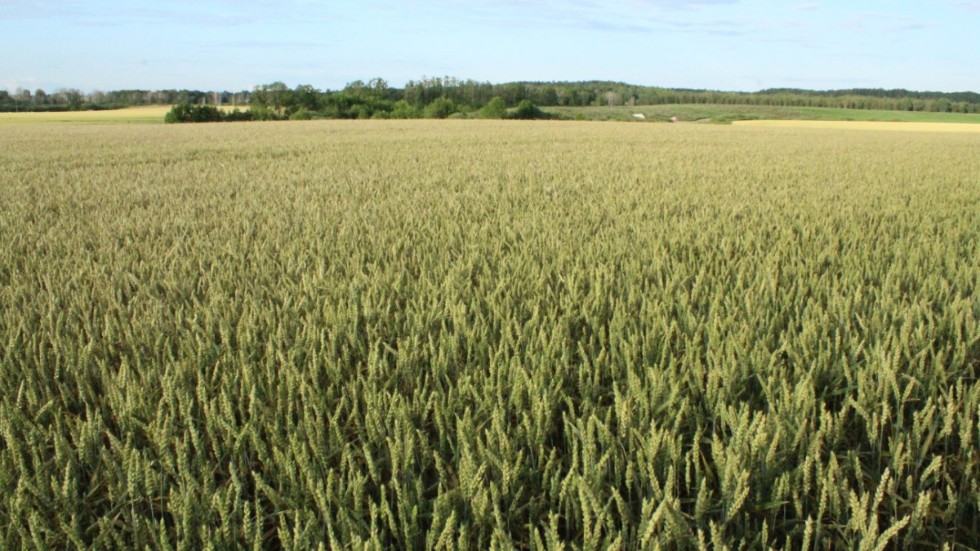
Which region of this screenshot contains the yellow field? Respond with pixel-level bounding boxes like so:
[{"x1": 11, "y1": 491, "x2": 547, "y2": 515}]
[
  {"x1": 0, "y1": 105, "x2": 171, "y2": 124},
  {"x1": 735, "y1": 119, "x2": 980, "y2": 133},
  {"x1": 0, "y1": 105, "x2": 251, "y2": 125}
]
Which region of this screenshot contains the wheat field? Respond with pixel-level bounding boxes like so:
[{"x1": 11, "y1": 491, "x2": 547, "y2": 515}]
[{"x1": 1, "y1": 120, "x2": 978, "y2": 549}]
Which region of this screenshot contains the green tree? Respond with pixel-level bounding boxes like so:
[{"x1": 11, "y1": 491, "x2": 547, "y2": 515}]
[
  {"x1": 367, "y1": 78, "x2": 390, "y2": 98},
  {"x1": 480, "y1": 97, "x2": 507, "y2": 119},
  {"x1": 390, "y1": 100, "x2": 421, "y2": 119},
  {"x1": 289, "y1": 107, "x2": 315, "y2": 120},
  {"x1": 15, "y1": 88, "x2": 31, "y2": 106},
  {"x1": 535, "y1": 86, "x2": 559, "y2": 106},
  {"x1": 423, "y1": 97, "x2": 457, "y2": 119},
  {"x1": 293, "y1": 85, "x2": 320, "y2": 111},
  {"x1": 164, "y1": 103, "x2": 224, "y2": 123},
  {"x1": 252, "y1": 82, "x2": 292, "y2": 117},
  {"x1": 497, "y1": 82, "x2": 527, "y2": 106},
  {"x1": 511, "y1": 99, "x2": 544, "y2": 119}
]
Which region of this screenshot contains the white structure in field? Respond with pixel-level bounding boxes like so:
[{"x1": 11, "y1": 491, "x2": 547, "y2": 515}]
[{"x1": 632, "y1": 113, "x2": 646, "y2": 120}]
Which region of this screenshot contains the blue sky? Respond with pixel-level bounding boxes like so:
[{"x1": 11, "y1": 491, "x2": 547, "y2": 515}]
[{"x1": 2, "y1": 0, "x2": 978, "y2": 93}]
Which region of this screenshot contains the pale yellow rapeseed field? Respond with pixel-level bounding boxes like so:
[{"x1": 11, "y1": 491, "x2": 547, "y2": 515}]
[
  {"x1": 0, "y1": 105, "x2": 172, "y2": 125},
  {"x1": 0, "y1": 105, "x2": 251, "y2": 125}
]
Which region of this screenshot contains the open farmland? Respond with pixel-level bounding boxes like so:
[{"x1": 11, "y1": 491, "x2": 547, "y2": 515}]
[
  {"x1": 734, "y1": 120, "x2": 980, "y2": 133},
  {"x1": 0, "y1": 105, "x2": 250, "y2": 125},
  {"x1": 543, "y1": 104, "x2": 980, "y2": 124},
  {"x1": 0, "y1": 106, "x2": 173, "y2": 125},
  {"x1": 1, "y1": 120, "x2": 979, "y2": 548}
]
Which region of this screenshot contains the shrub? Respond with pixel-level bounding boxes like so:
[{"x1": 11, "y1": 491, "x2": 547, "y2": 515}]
[
  {"x1": 480, "y1": 97, "x2": 507, "y2": 119},
  {"x1": 223, "y1": 108, "x2": 253, "y2": 122},
  {"x1": 164, "y1": 103, "x2": 224, "y2": 123},
  {"x1": 289, "y1": 108, "x2": 314, "y2": 121},
  {"x1": 248, "y1": 105, "x2": 282, "y2": 121},
  {"x1": 510, "y1": 99, "x2": 545, "y2": 120},
  {"x1": 423, "y1": 97, "x2": 457, "y2": 119},
  {"x1": 390, "y1": 100, "x2": 420, "y2": 119}
]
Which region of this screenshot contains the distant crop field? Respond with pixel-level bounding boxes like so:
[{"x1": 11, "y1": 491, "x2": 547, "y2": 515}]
[
  {"x1": 0, "y1": 105, "x2": 172, "y2": 124},
  {"x1": 735, "y1": 119, "x2": 980, "y2": 132},
  {"x1": 1, "y1": 120, "x2": 978, "y2": 548},
  {"x1": 546, "y1": 103, "x2": 980, "y2": 124},
  {"x1": 0, "y1": 105, "x2": 249, "y2": 125}
]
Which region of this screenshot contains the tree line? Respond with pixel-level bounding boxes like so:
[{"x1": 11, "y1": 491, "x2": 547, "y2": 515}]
[
  {"x1": 0, "y1": 88, "x2": 250, "y2": 112},
  {"x1": 4, "y1": 77, "x2": 979, "y2": 117},
  {"x1": 164, "y1": 79, "x2": 548, "y2": 122}
]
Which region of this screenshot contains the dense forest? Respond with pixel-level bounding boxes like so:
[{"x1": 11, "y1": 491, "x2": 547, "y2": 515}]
[{"x1": 3, "y1": 77, "x2": 979, "y2": 119}]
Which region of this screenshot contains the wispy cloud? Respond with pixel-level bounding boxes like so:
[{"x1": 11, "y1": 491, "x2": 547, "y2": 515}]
[
  {"x1": 953, "y1": 1, "x2": 980, "y2": 11},
  {"x1": 835, "y1": 9, "x2": 948, "y2": 36},
  {"x1": 1, "y1": 0, "x2": 89, "y2": 19},
  {"x1": 206, "y1": 39, "x2": 321, "y2": 49},
  {"x1": 415, "y1": 0, "x2": 778, "y2": 38},
  {"x1": 886, "y1": 21, "x2": 936, "y2": 31},
  {"x1": 1, "y1": 0, "x2": 342, "y2": 27}
]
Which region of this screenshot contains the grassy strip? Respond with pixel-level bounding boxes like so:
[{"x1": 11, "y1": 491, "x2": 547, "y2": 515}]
[{"x1": 544, "y1": 103, "x2": 980, "y2": 124}]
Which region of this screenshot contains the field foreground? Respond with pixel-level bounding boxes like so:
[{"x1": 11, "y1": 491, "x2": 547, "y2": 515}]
[{"x1": 1, "y1": 120, "x2": 979, "y2": 548}]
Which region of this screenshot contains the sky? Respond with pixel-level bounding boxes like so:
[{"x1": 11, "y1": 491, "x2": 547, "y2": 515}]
[{"x1": 2, "y1": 0, "x2": 979, "y2": 94}]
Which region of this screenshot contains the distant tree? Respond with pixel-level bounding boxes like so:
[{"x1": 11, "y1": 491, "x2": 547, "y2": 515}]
[
  {"x1": 344, "y1": 80, "x2": 366, "y2": 93},
  {"x1": 511, "y1": 99, "x2": 544, "y2": 119},
  {"x1": 15, "y1": 87, "x2": 31, "y2": 106},
  {"x1": 252, "y1": 82, "x2": 292, "y2": 116},
  {"x1": 58, "y1": 88, "x2": 84, "y2": 109},
  {"x1": 128, "y1": 90, "x2": 147, "y2": 105},
  {"x1": 289, "y1": 107, "x2": 315, "y2": 120},
  {"x1": 248, "y1": 105, "x2": 281, "y2": 121},
  {"x1": 174, "y1": 90, "x2": 207, "y2": 105},
  {"x1": 404, "y1": 76, "x2": 449, "y2": 107},
  {"x1": 497, "y1": 82, "x2": 527, "y2": 106},
  {"x1": 293, "y1": 84, "x2": 320, "y2": 111},
  {"x1": 164, "y1": 103, "x2": 224, "y2": 123},
  {"x1": 367, "y1": 78, "x2": 390, "y2": 97},
  {"x1": 423, "y1": 97, "x2": 457, "y2": 119},
  {"x1": 480, "y1": 97, "x2": 507, "y2": 119},
  {"x1": 535, "y1": 86, "x2": 559, "y2": 106},
  {"x1": 390, "y1": 100, "x2": 421, "y2": 119},
  {"x1": 223, "y1": 108, "x2": 253, "y2": 122},
  {"x1": 164, "y1": 104, "x2": 190, "y2": 123}
]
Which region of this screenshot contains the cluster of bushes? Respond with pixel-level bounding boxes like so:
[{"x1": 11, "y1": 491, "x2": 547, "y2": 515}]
[
  {"x1": 240, "y1": 79, "x2": 552, "y2": 121},
  {"x1": 165, "y1": 91, "x2": 549, "y2": 124},
  {"x1": 163, "y1": 104, "x2": 253, "y2": 123}
]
